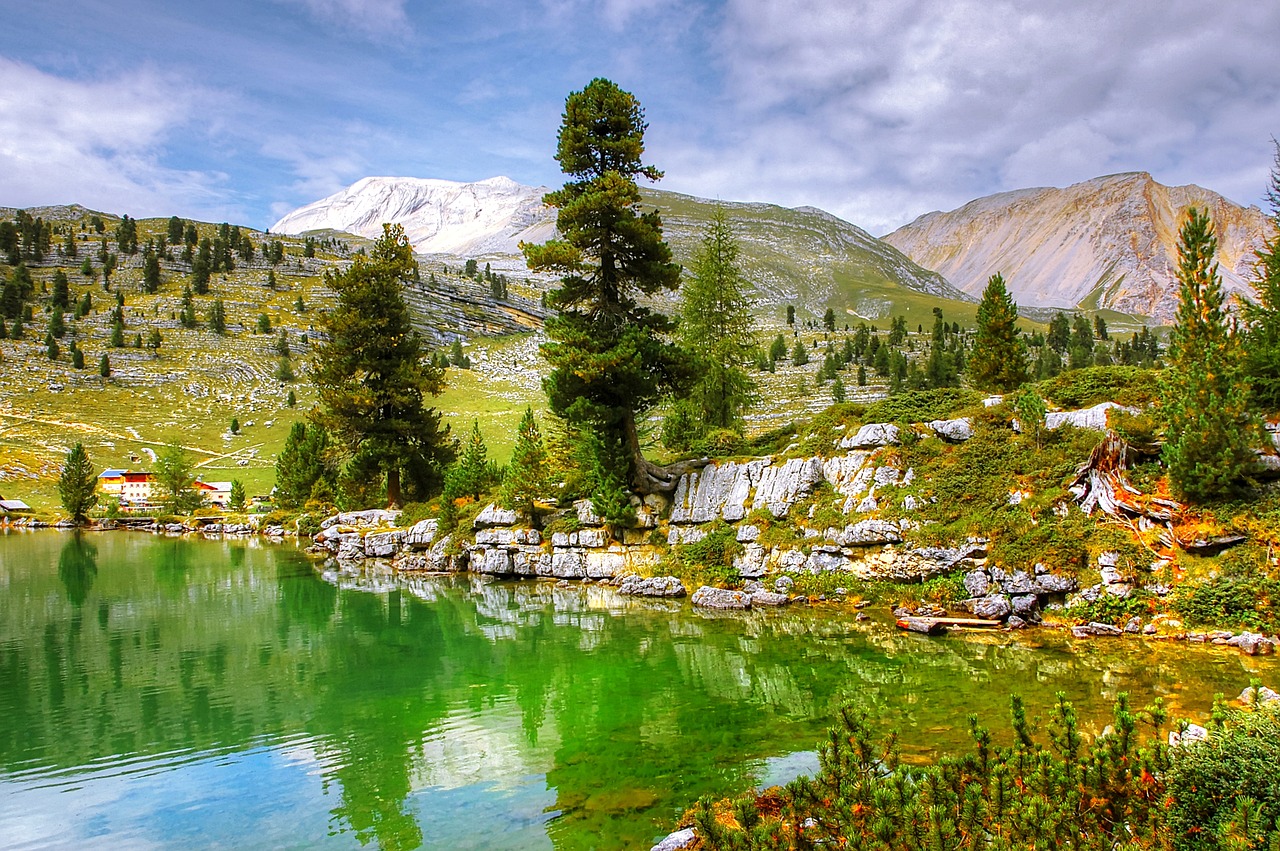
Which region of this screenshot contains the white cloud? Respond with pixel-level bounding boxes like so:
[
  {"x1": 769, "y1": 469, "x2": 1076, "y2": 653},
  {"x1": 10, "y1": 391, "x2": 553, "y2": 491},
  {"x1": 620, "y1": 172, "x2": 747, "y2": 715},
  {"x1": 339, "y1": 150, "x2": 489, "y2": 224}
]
[
  {"x1": 668, "y1": 0, "x2": 1280, "y2": 232},
  {"x1": 0, "y1": 58, "x2": 231, "y2": 219}
]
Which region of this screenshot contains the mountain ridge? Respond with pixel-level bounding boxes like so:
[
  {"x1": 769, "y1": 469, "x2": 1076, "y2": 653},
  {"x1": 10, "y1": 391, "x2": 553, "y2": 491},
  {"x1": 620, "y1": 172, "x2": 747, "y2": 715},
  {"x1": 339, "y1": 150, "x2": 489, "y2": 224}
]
[{"x1": 883, "y1": 172, "x2": 1268, "y2": 322}]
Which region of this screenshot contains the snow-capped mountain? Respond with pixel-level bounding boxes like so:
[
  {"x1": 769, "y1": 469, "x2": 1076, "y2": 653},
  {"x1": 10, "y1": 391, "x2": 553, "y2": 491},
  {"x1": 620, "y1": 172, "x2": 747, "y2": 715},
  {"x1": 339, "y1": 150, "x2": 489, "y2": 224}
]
[{"x1": 271, "y1": 176, "x2": 555, "y2": 256}]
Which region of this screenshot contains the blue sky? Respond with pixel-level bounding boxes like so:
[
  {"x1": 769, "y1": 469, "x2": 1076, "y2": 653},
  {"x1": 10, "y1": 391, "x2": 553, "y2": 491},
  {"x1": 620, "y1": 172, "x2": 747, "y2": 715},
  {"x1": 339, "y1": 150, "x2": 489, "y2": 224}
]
[{"x1": 2, "y1": 0, "x2": 1278, "y2": 234}]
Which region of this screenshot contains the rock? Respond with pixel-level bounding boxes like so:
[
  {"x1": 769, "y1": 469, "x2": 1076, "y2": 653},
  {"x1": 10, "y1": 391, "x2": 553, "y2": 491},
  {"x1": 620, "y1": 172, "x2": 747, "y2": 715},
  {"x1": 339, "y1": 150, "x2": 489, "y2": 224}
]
[
  {"x1": 836, "y1": 519, "x2": 901, "y2": 546},
  {"x1": 336, "y1": 539, "x2": 365, "y2": 562},
  {"x1": 963, "y1": 570, "x2": 991, "y2": 598},
  {"x1": 855, "y1": 495, "x2": 878, "y2": 513},
  {"x1": 1011, "y1": 594, "x2": 1038, "y2": 617},
  {"x1": 404, "y1": 519, "x2": 439, "y2": 548},
  {"x1": 668, "y1": 526, "x2": 707, "y2": 545},
  {"x1": 1143, "y1": 623, "x2": 1158, "y2": 635},
  {"x1": 617, "y1": 576, "x2": 687, "y2": 598},
  {"x1": 575, "y1": 499, "x2": 603, "y2": 527},
  {"x1": 774, "y1": 576, "x2": 795, "y2": 594},
  {"x1": 321, "y1": 509, "x2": 399, "y2": 529},
  {"x1": 474, "y1": 503, "x2": 519, "y2": 528},
  {"x1": 899, "y1": 616, "x2": 945, "y2": 635},
  {"x1": 691, "y1": 586, "x2": 751, "y2": 610},
  {"x1": 750, "y1": 591, "x2": 790, "y2": 607},
  {"x1": 550, "y1": 550, "x2": 587, "y2": 578},
  {"x1": 752, "y1": 456, "x2": 825, "y2": 517},
  {"x1": 1227, "y1": 632, "x2": 1276, "y2": 656},
  {"x1": 1099, "y1": 564, "x2": 1123, "y2": 585},
  {"x1": 805, "y1": 549, "x2": 847, "y2": 573},
  {"x1": 928, "y1": 417, "x2": 973, "y2": 442},
  {"x1": 1032, "y1": 573, "x2": 1078, "y2": 595},
  {"x1": 742, "y1": 580, "x2": 765, "y2": 594},
  {"x1": 363, "y1": 529, "x2": 404, "y2": 557},
  {"x1": 585, "y1": 551, "x2": 626, "y2": 578},
  {"x1": 1006, "y1": 615, "x2": 1028, "y2": 629},
  {"x1": 576, "y1": 528, "x2": 608, "y2": 548},
  {"x1": 1000, "y1": 570, "x2": 1035, "y2": 595},
  {"x1": 841, "y1": 423, "x2": 900, "y2": 449},
  {"x1": 1182, "y1": 534, "x2": 1248, "y2": 556},
  {"x1": 777, "y1": 550, "x2": 807, "y2": 571},
  {"x1": 734, "y1": 543, "x2": 768, "y2": 578},
  {"x1": 651, "y1": 828, "x2": 696, "y2": 851},
  {"x1": 736, "y1": 524, "x2": 761, "y2": 543},
  {"x1": 1072, "y1": 622, "x2": 1124, "y2": 638},
  {"x1": 1168, "y1": 724, "x2": 1210, "y2": 747},
  {"x1": 1045, "y1": 402, "x2": 1139, "y2": 431},
  {"x1": 1124, "y1": 615, "x2": 1143, "y2": 634},
  {"x1": 1238, "y1": 685, "x2": 1280, "y2": 704},
  {"x1": 964, "y1": 594, "x2": 1011, "y2": 620}
]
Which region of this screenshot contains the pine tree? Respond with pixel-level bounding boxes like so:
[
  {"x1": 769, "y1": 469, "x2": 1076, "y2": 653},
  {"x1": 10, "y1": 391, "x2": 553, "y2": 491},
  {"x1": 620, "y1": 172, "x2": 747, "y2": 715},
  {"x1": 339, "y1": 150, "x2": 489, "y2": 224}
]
[
  {"x1": 57, "y1": 442, "x2": 98, "y2": 523},
  {"x1": 448, "y1": 420, "x2": 494, "y2": 501},
  {"x1": 792, "y1": 339, "x2": 809, "y2": 366},
  {"x1": 208, "y1": 297, "x2": 226, "y2": 335},
  {"x1": 786, "y1": 304, "x2": 795, "y2": 326},
  {"x1": 142, "y1": 247, "x2": 161, "y2": 293},
  {"x1": 831, "y1": 375, "x2": 846, "y2": 403},
  {"x1": 312, "y1": 224, "x2": 452, "y2": 506},
  {"x1": 110, "y1": 318, "x2": 124, "y2": 347},
  {"x1": 823, "y1": 308, "x2": 836, "y2": 332},
  {"x1": 179, "y1": 285, "x2": 198, "y2": 328},
  {"x1": 99, "y1": 353, "x2": 110, "y2": 377},
  {"x1": 228, "y1": 479, "x2": 246, "y2": 512},
  {"x1": 275, "y1": 422, "x2": 331, "y2": 508},
  {"x1": 522, "y1": 78, "x2": 694, "y2": 495},
  {"x1": 969, "y1": 273, "x2": 1027, "y2": 392},
  {"x1": 193, "y1": 238, "x2": 212, "y2": 294},
  {"x1": 1243, "y1": 140, "x2": 1280, "y2": 410},
  {"x1": 45, "y1": 332, "x2": 59, "y2": 360},
  {"x1": 674, "y1": 205, "x2": 756, "y2": 435},
  {"x1": 275, "y1": 355, "x2": 295, "y2": 382},
  {"x1": 48, "y1": 309, "x2": 65, "y2": 340},
  {"x1": 51, "y1": 270, "x2": 70, "y2": 310},
  {"x1": 500, "y1": 407, "x2": 548, "y2": 518},
  {"x1": 155, "y1": 440, "x2": 202, "y2": 514},
  {"x1": 1162, "y1": 207, "x2": 1258, "y2": 502},
  {"x1": 146, "y1": 328, "x2": 162, "y2": 356},
  {"x1": 72, "y1": 347, "x2": 85, "y2": 369},
  {"x1": 1047, "y1": 311, "x2": 1071, "y2": 353}
]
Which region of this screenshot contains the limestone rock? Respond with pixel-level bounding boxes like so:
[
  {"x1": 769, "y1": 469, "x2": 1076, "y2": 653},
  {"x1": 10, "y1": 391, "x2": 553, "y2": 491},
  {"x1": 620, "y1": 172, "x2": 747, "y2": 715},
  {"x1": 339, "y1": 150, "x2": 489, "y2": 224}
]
[
  {"x1": 750, "y1": 590, "x2": 790, "y2": 607},
  {"x1": 1045, "y1": 402, "x2": 1138, "y2": 431},
  {"x1": 691, "y1": 586, "x2": 751, "y2": 610},
  {"x1": 1238, "y1": 685, "x2": 1280, "y2": 704},
  {"x1": 964, "y1": 594, "x2": 1011, "y2": 620},
  {"x1": 404, "y1": 518, "x2": 439, "y2": 549},
  {"x1": 575, "y1": 499, "x2": 603, "y2": 527},
  {"x1": 474, "y1": 503, "x2": 519, "y2": 528},
  {"x1": 752, "y1": 456, "x2": 824, "y2": 517},
  {"x1": 617, "y1": 576, "x2": 687, "y2": 597},
  {"x1": 651, "y1": 828, "x2": 696, "y2": 851},
  {"x1": 1032, "y1": 573, "x2": 1077, "y2": 595},
  {"x1": 1011, "y1": 594, "x2": 1038, "y2": 617},
  {"x1": 576, "y1": 528, "x2": 608, "y2": 548},
  {"x1": 1169, "y1": 723, "x2": 1210, "y2": 747},
  {"x1": 736, "y1": 524, "x2": 761, "y2": 543},
  {"x1": 963, "y1": 569, "x2": 990, "y2": 598},
  {"x1": 928, "y1": 417, "x2": 973, "y2": 442},
  {"x1": 734, "y1": 543, "x2": 768, "y2": 578},
  {"x1": 321, "y1": 509, "x2": 400, "y2": 529},
  {"x1": 1227, "y1": 633, "x2": 1276, "y2": 656},
  {"x1": 774, "y1": 576, "x2": 795, "y2": 594},
  {"x1": 336, "y1": 539, "x2": 365, "y2": 562},
  {"x1": 363, "y1": 529, "x2": 405, "y2": 558},
  {"x1": 836, "y1": 519, "x2": 901, "y2": 546},
  {"x1": 840, "y1": 423, "x2": 899, "y2": 449},
  {"x1": 1072, "y1": 622, "x2": 1124, "y2": 637}
]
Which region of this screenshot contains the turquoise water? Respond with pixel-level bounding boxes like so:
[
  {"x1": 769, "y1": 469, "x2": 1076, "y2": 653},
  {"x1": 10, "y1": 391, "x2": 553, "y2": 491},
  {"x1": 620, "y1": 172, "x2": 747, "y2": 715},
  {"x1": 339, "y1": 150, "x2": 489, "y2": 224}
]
[{"x1": 1, "y1": 530, "x2": 1275, "y2": 850}]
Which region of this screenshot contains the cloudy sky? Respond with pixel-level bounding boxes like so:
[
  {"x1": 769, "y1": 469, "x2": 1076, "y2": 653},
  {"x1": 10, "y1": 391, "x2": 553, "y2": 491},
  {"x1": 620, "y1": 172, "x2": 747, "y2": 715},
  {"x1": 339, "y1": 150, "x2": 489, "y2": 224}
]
[{"x1": 3, "y1": 0, "x2": 1278, "y2": 235}]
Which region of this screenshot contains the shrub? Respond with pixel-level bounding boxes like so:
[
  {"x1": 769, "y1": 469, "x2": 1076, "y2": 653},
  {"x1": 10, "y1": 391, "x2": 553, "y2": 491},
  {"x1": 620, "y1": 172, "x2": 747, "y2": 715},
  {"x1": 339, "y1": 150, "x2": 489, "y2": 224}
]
[
  {"x1": 862, "y1": 388, "x2": 981, "y2": 424},
  {"x1": 1037, "y1": 365, "x2": 1161, "y2": 408}
]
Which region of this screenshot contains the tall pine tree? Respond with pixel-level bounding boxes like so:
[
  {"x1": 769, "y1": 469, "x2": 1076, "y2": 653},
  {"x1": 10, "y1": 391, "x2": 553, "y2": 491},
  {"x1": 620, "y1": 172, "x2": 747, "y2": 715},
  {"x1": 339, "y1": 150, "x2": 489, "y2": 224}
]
[
  {"x1": 311, "y1": 223, "x2": 452, "y2": 506},
  {"x1": 500, "y1": 407, "x2": 548, "y2": 519},
  {"x1": 522, "y1": 78, "x2": 695, "y2": 495},
  {"x1": 969, "y1": 273, "x2": 1027, "y2": 392},
  {"x1": 1162, "y1": 207, "x2": 1257, "y2": 502},
  {"x1": 58, "y1": 442, "x2": 98, "y2": 523},
  {"x1": 1243, "y1": 140, "x2": 1280, "y2": 410}
]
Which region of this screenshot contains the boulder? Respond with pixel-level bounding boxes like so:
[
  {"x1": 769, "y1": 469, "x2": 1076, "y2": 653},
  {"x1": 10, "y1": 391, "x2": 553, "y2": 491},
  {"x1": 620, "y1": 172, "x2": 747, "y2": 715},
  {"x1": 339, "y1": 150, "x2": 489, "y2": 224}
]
[
  {"x1": 1238, "y1": 685, "x2": 1280, "y2": 704},
  {"x1": 404, "y1": 519, "x2": 439, "y2": 549},
  {"x1": 585, "y1": 551, "x2": 627, "y2": 578},
  {"x1": 1227, "y1": 633, "x2": 1276, "y2": 656},
  {"x1": 736, "y1": 524, "x2": 761, "y2": 543},
  {"x1": 752, "y1": 456, "x2": 825, "y2": 517},
  {"x1": 1168, "y1": 723, "x2": 1210, "y2": 747},
  {"x1": 321, "y1": 509, "x2": 399, "y2": 529},
  {"x1": 1033, "y1": 573, "x2": 1078, "y2": 595},
  {"x1": 363, "y1": 529, "x2": 404, "y2": 558},
  {"x1": 840, "y1": 423, "x2": 900, "y2": 449},
  {"x1": 964, "y1": 595, "x2": 1011, "y2": 620},
  {"x1": 651, "y1": 828, "x2": 696, "y2": 851},
  {"x1": 928, "y1": 417, "x2": 973, "y2": 442},
  {"x1": 734, "y1": 543, "x2": 768, "y2": 578},
  {"x1": 1072, "y1": 622, "x2": 1124, "y2": 638},
  {"x1": 899, "y1": 616, "x2": 945, "y2": 635},
  {"x1": 1010, "y1": 594, "x2": 1038, "y2": 617},
  {"x1": 549, "y1": 550, "x2": 587, "y2": 578},
  {"x1": 774, "y1": 576, "x2": 795, "y2": 594},
  {"x1": 474, "y1": 504, "x2": 519, "y2": 529},
  {"x1": 750, "y1": 591, "x2": 790, "y2": 607},
  {"x1": 1045, "y1": 402, "x2": 1138, "y2": 431},
  {"x1": 963, "y1": 569, "x2": 991, "y2": 598},
  {"x1": 1006, "y1": 615, "x2": 1028, "y2": 630},
  {"x1": 575, "y1": 499, "x2": 603, "y2": 527},
  {"x1": 576, "y1": 528, "x2": 608, "y2": 548},
  {"x1": 691, "y1": 586, "x2": 752, "y2": 610},
  {"x1": 336, "y1": 539, "x2": 365, "y2": 562},
  {"x1": 1000, "y1": 570, "x2": 1035, "y2": 595},
  {"x1": 617, "y1": 576, "x2": 687, "y2": 598}
]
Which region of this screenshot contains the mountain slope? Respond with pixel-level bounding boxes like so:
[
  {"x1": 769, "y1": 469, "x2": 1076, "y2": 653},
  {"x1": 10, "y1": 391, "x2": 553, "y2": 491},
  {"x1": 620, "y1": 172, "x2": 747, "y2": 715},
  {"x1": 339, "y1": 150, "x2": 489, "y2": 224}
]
[
  {"x1": 882, "y1": 173, "x2": 1268, "y2": 322},
  {"x1": 273, "y1": 176, "x2": 975, "y2": 326}
]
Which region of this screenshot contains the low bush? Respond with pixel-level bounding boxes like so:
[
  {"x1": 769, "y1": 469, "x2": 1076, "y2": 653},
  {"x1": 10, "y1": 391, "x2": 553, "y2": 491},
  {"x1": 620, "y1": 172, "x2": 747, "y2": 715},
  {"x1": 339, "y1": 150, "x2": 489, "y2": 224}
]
[
  {"x1": 862, "y1": 387, "x2": 981, "y2": 424},
  {"x1": 1037, "y1": 365, "x2": 1161, "y2": 408}
]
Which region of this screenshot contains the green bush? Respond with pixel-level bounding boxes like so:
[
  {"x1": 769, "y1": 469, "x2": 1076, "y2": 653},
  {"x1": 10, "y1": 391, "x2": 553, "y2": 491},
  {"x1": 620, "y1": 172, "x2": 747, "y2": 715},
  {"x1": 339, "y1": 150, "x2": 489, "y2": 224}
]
[
  {"x1": 1172, "y1": 576, "x2": 1280, "y2": 633},
  {"x1": 862, "y1": 388, "x2": 981, "y2": 424},
  {"x1": 1166, "y1": 703, "x2": 1280, "y2": 850},
  {"x1": 1037, "y1": 365, "x2": 1161, "y2": 408}
]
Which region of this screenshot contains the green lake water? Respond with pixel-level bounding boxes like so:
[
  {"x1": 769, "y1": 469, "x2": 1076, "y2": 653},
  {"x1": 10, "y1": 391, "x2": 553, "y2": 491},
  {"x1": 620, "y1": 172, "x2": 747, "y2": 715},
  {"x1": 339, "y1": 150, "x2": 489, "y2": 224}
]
[{"x1": 1, "y1": 530, "x2": 1276, "y2": 850}]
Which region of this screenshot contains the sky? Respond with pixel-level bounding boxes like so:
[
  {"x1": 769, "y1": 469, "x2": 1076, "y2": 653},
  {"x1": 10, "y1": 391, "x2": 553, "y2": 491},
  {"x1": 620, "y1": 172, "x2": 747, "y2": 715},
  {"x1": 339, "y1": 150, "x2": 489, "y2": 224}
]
[{"x1": 2, "y1": 0, "x2": 1278, "y2": 236}]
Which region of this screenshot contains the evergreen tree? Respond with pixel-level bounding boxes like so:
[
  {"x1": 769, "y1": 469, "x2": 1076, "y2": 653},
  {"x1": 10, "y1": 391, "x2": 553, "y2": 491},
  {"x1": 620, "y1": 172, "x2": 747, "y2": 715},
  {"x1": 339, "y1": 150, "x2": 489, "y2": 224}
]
[
  {"x1": 57, "y1": 442, "x2": 98, "y2": 523},
  {"x1": 294, "y1": 293, "x2": 307, "y2": 313},
  {"x1": 63, "y1": 230, "x2": 77, "y2": 258},
  {"x1": 109, "y1": 318, "x2": 124, "y2": 347},
  {"x1": 228, "y1": 479, "x2": 246, "y2": 512},
  {"x1": 287, "y1": 389, "x2": 297, "y2": 408},
  {"x1": 142, "y1": 247, "x2": 161, "y2": 293},
  {"x1": 499, "y1": 407, "x2": 548, "y2": 518},
  {"x1": 823, "y1": 307, "x2": 836, "y2": 332},
  {"x1": 275, "y1": 329, "x2": 291, "y2": 357},
  {"x1": 969, "y1": 273, "x2": 1027, "y2": 392},
  {"x1": 179, "y1": 285, "x2": 198, "y2": 328},
  {"x1": 155, "y1": 440, "x2": 202, "y2": 513},
  {"x1": 146, "y1": 328, "x2": 162, "y2": 356},
  {"x1": 447, "y1": 420, "x2": 494, "y2": 501},
  {"x1": 674, "y1": 205, "x2": 756, "y2": 435},
  {"x1": 1047, "y1": 311, "x2": 1071, "y2": 353},
  {"x1": 312, "y1": 224, "x2": 452, "y2": 506},
  {"x1": 167, "y1": 216, "x2": 185, "y2": 244},
  {"x1": 80, "y1": 256, "x2": 93, "y2": 278},
  {"x1": 275, "y1": 422, "x2": 332, "y2": 508},
  {"x1": 1162, "y1": 207, "x2": 1257, "y2": 502},
  {"x1": 99, "y1": 353, "x2": 110, "y2": 377},
  {"x1": 48, "y1": 309, "x2": 65, "y2": 340},
  {"x1": 193, "y1": 239, "x2": 212, "y2": 294},
  {"x1": 769, "y1": 334, "x2": 788, "y2": 365},
  {"x1": 1243, "y1": 139, "x2": 1280, "y2": 410},
  {"x1": 831, "y1": 375, "x2": 846, "y2": 403},
  {"x1": 115, "y1": 214, "x2": 138, "y2": 254},
  {"x1": 51, "y1": 270, "x2": 70, "y2": 310},
  {"x1": 786, "y1": 304, "x2": 795, "y2": 326},
  {"x1": 522, "y1": 78, "x2": 694, "y2": 495},
  {"x1": 256, "y1": 313, "x2": 271, "y2": 334},
  {"x1": 45, "y1": 332, "x2": 59, "y2": 360},
  {"x1": 792, "y1": 339, "x2": 809, "y2": 366},
  {"x1": 275, "y1": 356, "x2": 295, "y2": 382},
  {"x1": 101, "y1": 252, "x2": 117, "y2": 289},
  {"x1": 208, "y1": 297, "x2": 226, "y2": 335},
  {"x1": 72, "y1": 347, "x2": 85, "y2": 369}
]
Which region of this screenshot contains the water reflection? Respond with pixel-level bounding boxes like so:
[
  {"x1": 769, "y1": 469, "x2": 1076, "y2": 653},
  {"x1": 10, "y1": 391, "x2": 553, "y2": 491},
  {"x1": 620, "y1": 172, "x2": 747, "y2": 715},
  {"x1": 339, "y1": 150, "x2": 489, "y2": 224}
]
[{"x1": 1, "y1": 534, "x2": 1277, "y2": 851}]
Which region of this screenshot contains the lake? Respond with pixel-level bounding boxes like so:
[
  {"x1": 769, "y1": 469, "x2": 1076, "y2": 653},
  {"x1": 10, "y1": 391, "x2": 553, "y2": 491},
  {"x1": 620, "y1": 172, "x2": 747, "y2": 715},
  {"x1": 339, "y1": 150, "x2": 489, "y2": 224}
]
[{"x1": 1, "y1": 530, "x2": 1274, "y2": 850}]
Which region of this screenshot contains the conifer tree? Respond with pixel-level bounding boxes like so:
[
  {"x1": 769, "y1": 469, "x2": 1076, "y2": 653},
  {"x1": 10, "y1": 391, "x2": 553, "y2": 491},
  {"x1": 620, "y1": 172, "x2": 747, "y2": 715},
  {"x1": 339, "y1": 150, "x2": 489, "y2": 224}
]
[
  {"x1": 1243, "y1": 140, "x2": 1280, "y2": 410},
  {"x1": 228, "y1": 479, "x2": 246, "y2": 512},
  {"x1": 208, "y1": 297, "x2": 226, "y2": 335},
  {"x1": 51, "y1": 270, "x2": 70, "y2": 310},
  {"x1": 522, "y1": 78, "x2": 694, "y2": 495},
  {"x1": 110, "y1": 318, "x2": 124, "y2": 347},
  {"x1": 673, "y1": 205, "x2": 756, "y2": 435},
  {"x1": 99, "y1": 353, "x2": 110, "y2": 377},
  {"x1": 311, "y1": 223, "x2": 452, "y2": 506},
  {"x1": 447, "y1": 420, "x2": 494, "y2": 501},
  {"x1": 792, "y1": 339, "x2": 809, "y2": 366},
  {"x1": 155, "y1": 440, "x2": 202, "y2": 514},
  {"x1": 179, "y1": 285, "x2": 197, "y2": 328},
  {"x1": 147, "y1": 328, "x2": 162, "y2": 356},
  {"x1": 1162, "y1": 207, "x2": 1257, "y2": 502},
  {"x1": 142, "y1": 247, "x2": 161, "y2": 293},
  {"x1": 275, "y1": 422, "x2": 331, "y2": 508},
  {"x1": 1047, "y1": 311, "x2": 1071, "y2": 353},
  {"x1": 969, "y1": 273, "x2": 1027, "y2": 392},
  {"x1": 500, "y1": 407, "x2": 548, "y2": 518},
  {"x1": 57, "y1": 442, "x2": 98, "y2": 523}
]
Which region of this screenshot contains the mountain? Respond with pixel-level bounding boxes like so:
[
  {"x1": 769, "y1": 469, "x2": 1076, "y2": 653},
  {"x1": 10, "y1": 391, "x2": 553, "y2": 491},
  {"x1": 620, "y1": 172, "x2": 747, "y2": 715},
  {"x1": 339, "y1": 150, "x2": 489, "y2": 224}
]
[
  {"x1": 271, "y1": 176, "x2": 556, "y2": 256},
  {"x1": 273, "y1": 176, "x2": 974, "y2": 327},
  {"x1": 882, "y1": 173, "x2": 1269, "y2": 323}
]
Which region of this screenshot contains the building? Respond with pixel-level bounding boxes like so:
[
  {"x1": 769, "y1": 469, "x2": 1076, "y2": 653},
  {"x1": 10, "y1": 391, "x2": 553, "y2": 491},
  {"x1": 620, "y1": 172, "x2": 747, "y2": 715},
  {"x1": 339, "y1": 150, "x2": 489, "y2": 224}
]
[
  {"x1": 97, "y1": 469, "x2": 128, "y2": 496},
  {"x1": 119, "y1": 472, "x2": 155, "y2": 505},
  {"x1": 195, "y1": 481, "x2": 233, "y2": 508}
]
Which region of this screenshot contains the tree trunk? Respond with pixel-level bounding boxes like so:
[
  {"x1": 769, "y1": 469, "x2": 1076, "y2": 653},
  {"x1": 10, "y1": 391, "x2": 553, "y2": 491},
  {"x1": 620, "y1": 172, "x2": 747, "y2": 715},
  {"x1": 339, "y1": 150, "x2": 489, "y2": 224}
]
[
  {"x1": 622, "y1": 411, "x2": 708, "y2": 494},
  {"x1": 386, "y1": 465, "x2": 401, "y2": 509}
]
